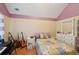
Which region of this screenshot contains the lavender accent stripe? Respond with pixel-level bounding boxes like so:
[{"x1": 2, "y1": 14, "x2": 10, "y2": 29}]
[
  {"x1": 1, "y1": 3, "x2": 79, "y2": 21},
  {"x1": 57, "y1": 4, "x2": 70, "y2": 20},
  {"x1": 0, "y1": 3, "x2": 10, "y2": 16},
  {"x1": 57, "y1": 3, "x2": 79, "y2": 20},
  {"x1": 10, "y1": 14, "x2": 57, "y2": 21}
]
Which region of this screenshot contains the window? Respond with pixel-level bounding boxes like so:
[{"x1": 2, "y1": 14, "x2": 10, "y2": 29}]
[{"x1": 0, "y1": 14, "x2": 4, "y2": 40}]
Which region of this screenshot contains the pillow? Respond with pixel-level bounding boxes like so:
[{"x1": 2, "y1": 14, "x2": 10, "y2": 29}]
[
  {"x1": 40, "y1": 33, "x2": 50, "y2": 39},
  {"x1": 43, "y1": 33, "x2": 47, "y2": 39},
  {"x1": 40, "y1": 33, "x2": 51, "y2": 39},
  {"x1": 43, "y1": 33, "x2": 49, "y2": 39},
  {"x1": 47, "y1": 33, "x2": 51, "y2": 38},
  {"x1": 40, "y1": 33, "x2": 44, "y2": 39}
]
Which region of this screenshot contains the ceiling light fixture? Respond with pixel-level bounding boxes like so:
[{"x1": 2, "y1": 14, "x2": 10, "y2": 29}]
[{"x1": 14, "y1": 8, "x2": 19, "y2": 11}]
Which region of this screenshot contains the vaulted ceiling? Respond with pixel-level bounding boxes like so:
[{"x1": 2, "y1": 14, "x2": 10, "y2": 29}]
[{"x1": 5, "y1": 3, "x2": 68, "y2": 19}]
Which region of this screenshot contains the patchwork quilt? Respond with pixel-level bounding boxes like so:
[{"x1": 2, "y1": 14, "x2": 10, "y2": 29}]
[{"x1": 36, "y1": 38, "x2": 76, "y2": 55}]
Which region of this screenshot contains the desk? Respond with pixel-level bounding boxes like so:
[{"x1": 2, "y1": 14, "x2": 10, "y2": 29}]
[{"x1": 0, "y1": 47, "x2": 7, "y2": 54}]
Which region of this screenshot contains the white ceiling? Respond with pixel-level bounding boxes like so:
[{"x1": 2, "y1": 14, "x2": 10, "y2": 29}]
[{"x1": 5, "y1": 3, "x2": 68, "y2": 18}]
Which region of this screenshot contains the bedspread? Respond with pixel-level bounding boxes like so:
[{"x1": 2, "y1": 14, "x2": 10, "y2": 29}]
[{"x1": 36, "y1": 38, "x2": 76, "y2": 55}]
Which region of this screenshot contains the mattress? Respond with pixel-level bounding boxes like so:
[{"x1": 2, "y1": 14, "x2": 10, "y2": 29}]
[{"x1": 36, "y1": 38, "x2": 76, "y2": 55}]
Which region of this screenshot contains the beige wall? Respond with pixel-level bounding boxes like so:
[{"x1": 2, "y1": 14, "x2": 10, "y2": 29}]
[
  {"x1": 9, "y1": 18, "x2": 56, "y2": 38},
  {"x1": 56, "y1": 21, "x2": 62, "y2": 33},
  {"x1": 4, "y1": 16, "x2": 77, "y2": 41},
  {"x1": 4, "y1": 16, "x2": 10, "y2": 41},
  {"x1": 2, "y1": 12, "x2": 79, "y2": 43}
]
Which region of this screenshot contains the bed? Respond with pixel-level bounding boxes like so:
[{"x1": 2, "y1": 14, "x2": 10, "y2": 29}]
[{"x1": 36, "y1": 38, "x2": 77, "y2": 55}]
